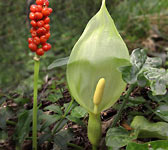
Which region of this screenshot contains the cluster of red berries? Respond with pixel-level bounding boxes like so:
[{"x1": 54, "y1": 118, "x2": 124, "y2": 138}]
[{"x1": 28, "y1": 0, "x2": 52, "y2": 56}]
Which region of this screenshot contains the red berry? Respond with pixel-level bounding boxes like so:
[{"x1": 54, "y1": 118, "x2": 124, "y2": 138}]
[
  {"x1": 44, "y1": 24, "x2": 50, "y2": 31},
  {"x1": 48, "y1": 8, "x2": 53, "y2": 13},
  {"x1": 37, "y1": 27, "x2": 46, "y2": 36},
  {"x1": 37, "y1": 20, "x2": 44, "y2": 27},
  {"x1": 36, "y1": 0, "x2": 44, "y2": 5},
  {"x1": 44, "y1": 0, "x2": 49, "y2": 6},
  {"x1": 30, "y1": 27, "x2": 36, "y2": 33},
  {"x1": 29, "y1": 43, "x2": 37, "y2": 52},
  {"x1": 30, "y1": 20, "x2": 37, "y2": 27},
  {"x1": 36, "y1": 5, "x2": 43, "y2": 12},
  {"x1": 36, "y1": 48, "x2": 44, "y2": 56},
  {"x1": 40, "y1": 35, "x2": 47, "y2": 44},
  {"x1": 37, "y1": 27, "x2": 43, "y2": 35},
  {"x1": 42, "y1": 43, "x2": 51, "y2": 51},
  {"x1": 29, "y1": 12, "x2": 35, "y2": 20},
  {"x1": 31, "y1": 31, "x2": 37, "y2": 38},
  {"x1": 45, "y1": 32, "x2": 50, "y2": 39},
  {"x1": 34, "y1": 12, "x2": 43, "y2": 20},
  {"x1": 28, "y1": 38, "x2": 34, "y2": 43},
  {"x1": 30, "y1": 5, "x2": 37, "y2": 12},
  {"x1": 42, "y1": 8, "x2": 50, "y2": 16},
  {"x1": 44, "y1": 17, "x2": 50, "y2": 24},
  {"x1": 33, "y1": 37, "x2": 41, "y2": 45}
]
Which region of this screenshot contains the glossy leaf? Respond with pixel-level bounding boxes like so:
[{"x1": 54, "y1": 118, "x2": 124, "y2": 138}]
[
  {"x1": 67, "y1": 0, "x2": 130, "y2": 113},
  {"x1": 126, "y1": 140, "x2": 168, "y2": 150},
  {"x1": 119, "y1": 49, "x2": 147, "y2": 85},
  {"x1": 131, "y1": 116, "x2": 168, "y2": 139},
  {"x1": 144, "y1": 68, "x2": 168, "y2": 95},
  {"x1": 105, "y1": 127, "x2": 138, "y2": 149},
  {"x1": 48, "y1": 57, "x2": 69, "y2": 70},
  {"x1": 155, "y1": 104, "x2": 168, "y2": 122},
  {"x1": 120, "y1": 49, "x2": 168, "y2": 95}
]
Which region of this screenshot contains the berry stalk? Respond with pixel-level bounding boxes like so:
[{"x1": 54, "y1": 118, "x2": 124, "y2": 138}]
[{"x1": 32, "y1": 56, "x2": 40, "y2": 150}]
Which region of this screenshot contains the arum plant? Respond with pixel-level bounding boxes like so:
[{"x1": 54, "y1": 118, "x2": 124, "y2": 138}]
[
  {"x1": 66, "y1": 0, "x2": 130, "y2": 149},
  {"x1": 28, "y1": 0, "x2": 52, "y2": 149}
]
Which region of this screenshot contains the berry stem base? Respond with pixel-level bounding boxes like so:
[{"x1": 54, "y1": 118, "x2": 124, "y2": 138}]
[
  {"x1": 33, "y1": 56, "x2": 40, "y2": 150},
  {"x1": 88, "y1": 112, "x2": 101, "y2": 150}
]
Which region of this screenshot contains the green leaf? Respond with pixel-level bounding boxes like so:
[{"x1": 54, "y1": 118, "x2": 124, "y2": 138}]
[
  {"x1": 14, "y1": 109, "x2": 32, "y2": 144},
  {"x1": 0, "y1": 130, "x2": 8, "y2": 141},
  {"x1": 148, "y1": 91, "x2": 168, "y2": 103},
  {"x1": 130, "y1": 49, "x2": 147, "y2": 70},
  {"x1": 63, "y1": 101, "x2": 78, "y2": 113},
  {"x1": 54, "y1": 130, "x2": 73, "y2": 150},
  {"x1": 40, "y1": 114, "x2": 61, "y2": 131},
  {"x1": 120, "y1": 48, "x2": 168, "y2": 95},
  {"x1": 126, "y1": 140, "x2": 168, "y2": 150},
  {"x1": 119, "y1": 49, "x2": 147, "y2": 84},
  {"x1": 66, "y1": 115, "x2": 84, "y2": 126},
  {"x1": 131, "y1": 116, "x2": 168, "y2": 139},
  {"x1": 71, "y1": 106, "x2": 88, "y2": 118},
  {"x1": 14, "y1": 97, "x2": 29, "y2": 105},
  {"x1": 67, "y1": 0, "x2": 130, "y2": 113},
  {"x1": 128, "y1": 96, "x2": 146, "y2": 104},
  {"x1": 0, "y1": 108, "x2": 7, "y2": 130},
  {"x1": 155, "y1": 104, "x2": 168, "y2": 122},
  {"x1": 53, "y1": 119, "x2": 68, "y2": 133},
  {"x1": 0, "y1": 97, "x2": 7, "y2": 106},
  {"x1": 44, "y1": 104, "x2": 63, "y2": 115},
  {"x1": 47, "y1": 90, "x2": 63, "y2": 103},
  {"x1": 38, "y1": 132, "x2": 52, "y2": 145},
  {"x1": 0, "y1": 107, "x2": 13, "y2": 130},
  {"x1": 105, "y1": 127, "x2": 138, "y2": 149},
  {"x1": 144, "y1": 57, "x2": 162, "y2": 68},
  {"x1": 144, "y1": 68, "x2": 168, "y2": 95},
  {"x1": 48, "y1": 57, "x2": 69, "y2": 70}
]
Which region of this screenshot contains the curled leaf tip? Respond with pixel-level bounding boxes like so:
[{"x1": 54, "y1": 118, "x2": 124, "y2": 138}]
[
  {"x1": 101, "y1": 0, "x2": 106, "y2": 8},
  {"x1": 93, "y1": 78, "x2": 106, "y2": 105}
]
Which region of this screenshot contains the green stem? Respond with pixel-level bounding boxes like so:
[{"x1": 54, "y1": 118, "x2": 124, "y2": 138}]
[
  {"x1": 92, "y1": 145, "x2": 97, "y2": 150},
  {"x1": 15, "y1": 145, "x2": 21, "y2": 150},
  {"x1": 6, "y1": 120, "x2": 16, "y2": 126},
  {"x1": 111, "y1": 84, "x2": 136, "y2": 127},
  {"x1": 94, "y1": 105, "x2": 98, "y2": 114},
  {"x1": 52, "y1": 98, "x2": 74, "y2": 134},
  {"x1": 88, "y1": 112, "x2": 101, "y2": 150},
  {"x1": 67, "y1": 142, "x2": 84, "y2": 150},
  {"x1": 32, "y1": 56, "x2": 40, "y2": 150}
]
